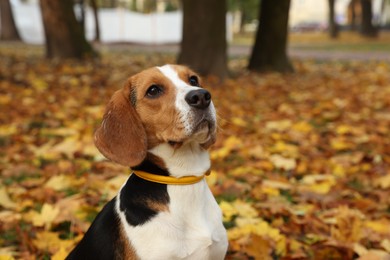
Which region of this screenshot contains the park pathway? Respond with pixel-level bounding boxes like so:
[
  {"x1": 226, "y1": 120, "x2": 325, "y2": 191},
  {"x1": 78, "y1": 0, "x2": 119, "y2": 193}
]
[{"x1": 102, "y1": 43, "x2": 390, "y2": 62}]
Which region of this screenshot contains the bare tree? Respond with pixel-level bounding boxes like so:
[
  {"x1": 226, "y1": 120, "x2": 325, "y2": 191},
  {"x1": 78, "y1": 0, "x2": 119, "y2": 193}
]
[
  {"x1": 328, "y1": 0, "x2": 339, "y2": 38},
  {"x1": 248, "y1": 0, "x2": 293, "y2": 73},
  {"x1": 0, "y1": 0, "x2": 21, "y2": 41},
  {"x1": 90, "y1": 0, "x2": 100, "y2": 42},
  {"x1": 40, "y1": 0, "x2": 96, "y2": 59},
  {"x1": 360, "y1": 0, "x2": 377, "y2": 37},
  {"x1": 178, "y1": 0, "x2": 228, "y2": 79}
]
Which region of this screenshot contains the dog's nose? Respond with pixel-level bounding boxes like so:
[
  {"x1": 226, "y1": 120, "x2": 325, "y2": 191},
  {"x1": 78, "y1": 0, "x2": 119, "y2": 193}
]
[{"x1": 185, "y1": 89, "x2": 211, "y2": 109}]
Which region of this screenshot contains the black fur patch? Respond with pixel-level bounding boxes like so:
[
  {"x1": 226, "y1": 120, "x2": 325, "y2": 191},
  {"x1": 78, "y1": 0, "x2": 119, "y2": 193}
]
[
  {"x1": 66, "y1": 160, "x2": 170, "y2": 258},
  {"x1": 66, "y1": 199, "x2": 123, "y2": 259},
  {"x1": 119, "y1": 160, "x2": 170, "y2": 226}
]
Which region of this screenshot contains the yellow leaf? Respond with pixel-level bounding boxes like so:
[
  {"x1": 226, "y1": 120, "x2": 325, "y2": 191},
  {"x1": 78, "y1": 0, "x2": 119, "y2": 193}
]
[
  {"x1": 365, "y1": 220, "x2": 390, "y2": 234},
  {"x1": 271, "y1": 141, "x2": 299, "y2": 157},
  {"x1": 55, "y1": 195, "x2": 84, "y2": 224},
  {"x1": 81, "y1": 142, "x2": 101, "y2": 158},
  {"x1": 246, "y1": 145, "x2": 265, "y2": 159},
  {"x1": 52, "y1": 246, "x2": 69, "y2": 260},
  {"x1": 300, "y1": 174, "x2": 336, "y2": 194},
  {"x1": 373, "y1": 174, "x2": 390, "y2": 189},
  {"x1": 336, "y1": 125, "x2": 354, "y2": 135},
  {"x1": 331, "y1": 206, "x2": 363, "y2": 243},
  {"x1": 85, "y1": 105, "x2": 104, "y2": 118},
  {"x1": 269, "y1": 154, "x2": 296, "y2": 171},
  {"x1": 354, "y1": 243, "x2": 368, "y2": 256},
  {"x1": 292, "y1": 121, "x2": 313, "y2": 133},
  {"x1": 0, "y1": 125, "x2": 17, "y2": 136},
  {"x1": 290, "y1": 204, "x2": 315, "y2": 216},
  {"x1": 230, "y1": 166, "x2": 262, "y2": 176},
  {"x1": 44, "y1": 175, "x2": 72, "y2": 191},
  {"x1": 0, "y1": 187, "x2": 16, "y2": 209},
  {"x1": 227, "y1": 217, "x2": 287, "y2": 255},
  {"x1": 31, "y1": 78, "x2": 48, "y2": 91},
  {"x1": 301, "y1": 174, "x2": 335, "y2": 185},
  {"x1": 265, "y1": 120, "x2": 292, "y2": 132},
  {"x1": 219, "y1": 201, "x2": 238, "y2": 222},
  {"x1": 50, "y1": 137, "x2": 80, "y2": 158},
  {"x1": 306, "y1": 183, "x2": 333, "y2": 194},
  {"x1": 32, "y1": 204, "x2": 60, "y2": 229},
  {"x1": 33, "y1": 231, "x2": 62, "y2": 252},
  {"x1": 40, "y1": 127, "x2": 78, "y2": 137},
  {"x1": 244, "y1": 234, "x2": 272, "y2": 260},
  {"x1": 205, "y1": 170, "x2": 218, "y2": 186},
  {"x1": 211, "y1": 136, "x2": 242, "y2": 160},
  {"x1": 261, "y1": 186, "x2": 280, "y2": 196},
  {"x1": 357, "y1": 250, "x2": 390, "y2": 260},
  {"x1": 0, "y1": 211, "x2": 21, "y2": 223},
  {"x1": 0, "y1": 95, "x2": 11, "y2": 105},
  {"x1": 330, "y1": 138, "x2": 353, "y2": 151},
  {"x1": 0, "y1": 247, "x2": 16, "y2": 260},
  {"x1": 381, "y1": 239, "x2": 390, "y2": 253},
  {"x1": 262, "y1": 180, "x2": 291, "y2": 190},
  {"x1": 231, "y1": 117, "x2": 247, "y2": 127},
  {"x1": 233, "y1": 200, "x2": 258, "y2": 218},
  {"x1": 332, "y1": 164, "x2": 346, "y2": 178}
]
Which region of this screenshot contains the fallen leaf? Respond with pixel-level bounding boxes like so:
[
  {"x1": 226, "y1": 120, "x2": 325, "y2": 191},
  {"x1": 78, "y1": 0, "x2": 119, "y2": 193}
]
[
  {"x1": 269, "y1": 154, "x2": 296, "y2": 170},
  {"x1": 244, "y1": 234, "x2": 273, "y2": 260},
  {"x1": 31, "y1": 204, "x2": 60, "y2": 229},
  {"x1": 44, "y1": 175, "x2": 73, "y2": 191},
  {"x1": 0, "y1": 187, "x2": 16, "y2": 209}
]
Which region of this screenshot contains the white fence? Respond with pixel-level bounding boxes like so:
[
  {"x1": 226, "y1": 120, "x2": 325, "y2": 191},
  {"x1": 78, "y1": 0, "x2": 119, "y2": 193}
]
[{"x1": 6, "y1": 1, "x2": 232, "y2": 45}]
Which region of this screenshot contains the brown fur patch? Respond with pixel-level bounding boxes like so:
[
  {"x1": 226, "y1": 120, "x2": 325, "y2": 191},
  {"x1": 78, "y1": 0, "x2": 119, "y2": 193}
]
[
  {"x1": 116, "y1": 222, "x2": 139, "y2": 259},
  {"x1": 146, "y1": 199, "x2": 169, "y2": 212},
  {"x1": 94, "y1": 88, "x2": 147, "y2": 167},
  {"x1": 95, "y1": 65, "x2": 210, "y2": 166},
  {"x1": 129, "y1": 67, "x2": 188, "y2": 148}
]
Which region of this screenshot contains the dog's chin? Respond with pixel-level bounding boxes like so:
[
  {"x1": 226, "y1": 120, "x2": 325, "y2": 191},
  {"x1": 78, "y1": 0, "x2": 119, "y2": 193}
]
[{"x1": 167, "y1": 120, "x2": 215, "y2": 149}]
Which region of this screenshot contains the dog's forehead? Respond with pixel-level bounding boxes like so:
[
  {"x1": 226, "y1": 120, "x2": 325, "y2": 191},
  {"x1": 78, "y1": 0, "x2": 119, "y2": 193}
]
[{"x1": 157, "y1": 64, "x2": 191, "y2": 87}]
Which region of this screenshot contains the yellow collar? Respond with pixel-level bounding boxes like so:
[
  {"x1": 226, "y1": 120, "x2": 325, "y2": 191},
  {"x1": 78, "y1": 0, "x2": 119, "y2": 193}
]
[{"x1": 132, "y1": 170, "x2": 210, "y2": 185}]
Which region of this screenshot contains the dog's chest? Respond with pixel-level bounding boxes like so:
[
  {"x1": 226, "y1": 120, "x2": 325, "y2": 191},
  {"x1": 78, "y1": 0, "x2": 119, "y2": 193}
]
[{"x1": 118, "y1": 181, "x2": 227, "y2": 260}]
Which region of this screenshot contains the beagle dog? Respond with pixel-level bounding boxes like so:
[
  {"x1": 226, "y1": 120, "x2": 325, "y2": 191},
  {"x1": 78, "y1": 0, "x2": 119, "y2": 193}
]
[{"x1": 67, "y1": 65, "x2": 228, "y2": 259}]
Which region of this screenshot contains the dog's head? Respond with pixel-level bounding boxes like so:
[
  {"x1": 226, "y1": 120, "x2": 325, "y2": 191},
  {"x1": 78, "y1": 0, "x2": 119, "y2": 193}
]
[{"x1": 94, "y1": 64, "x2": 217, "y2": 167}]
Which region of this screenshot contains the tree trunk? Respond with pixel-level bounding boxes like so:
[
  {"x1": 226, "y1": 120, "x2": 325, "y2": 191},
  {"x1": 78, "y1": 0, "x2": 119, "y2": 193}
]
[
  {"x1": 248, "y1": 0, "x2": 293, "y2": 73},
  {"x1": 328, "y1": 0, "x2": 339, "y2": 38},
  {"x1": 178, "y1": 0, "x2": 228, "y2": 79},
  {"x1": 0, "y1": 0, "x2": 21, "y2": 41},
  {"x1": 90, "y1": 0, "x2": 100, "y2": 42},
  {"x1": 77, "y1": 0, "x2": 86, "y2": 34},
  {"x1": 39, "y1": 0, "x2": 96, "y2": 59},
  {"x1": 350, "y1": 0, "x2": 357, "y2": 30},
  {"x1": 360, "y1": 0, "x2": 378, "y2": 37}
]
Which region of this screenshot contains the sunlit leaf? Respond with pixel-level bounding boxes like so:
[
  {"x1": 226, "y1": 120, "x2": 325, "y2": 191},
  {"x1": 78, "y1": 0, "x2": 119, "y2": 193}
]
[
  {"x1": 31, "y1": 204, "x2": 60, "y2": 229},
  {"x1": 0, "y1": 187, "x2": 16, "y2": 209}
]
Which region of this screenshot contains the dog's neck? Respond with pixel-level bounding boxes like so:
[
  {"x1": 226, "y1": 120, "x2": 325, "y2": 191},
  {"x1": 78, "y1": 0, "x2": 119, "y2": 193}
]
[{"x1": 147, "y1": 142, "x2": 210, "y2": 178}]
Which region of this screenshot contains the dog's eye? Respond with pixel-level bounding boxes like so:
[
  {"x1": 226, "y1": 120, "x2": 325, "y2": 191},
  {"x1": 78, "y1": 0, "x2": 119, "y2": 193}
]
[
  {"x1": 146, "y1": 85, "x2": 163, "y2": 98},
  {"x1": 189, "y1": 76, "x2": 199, "y2": 86}
]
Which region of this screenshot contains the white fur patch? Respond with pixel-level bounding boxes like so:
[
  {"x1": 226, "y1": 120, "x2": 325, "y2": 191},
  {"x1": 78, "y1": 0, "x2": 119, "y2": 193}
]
[
  {"x1": 149, "y1": 142, "x2": 210, "y2": 178},
  {"x1": 116, "y1": 180, "x2": 228, "y2": 260}
]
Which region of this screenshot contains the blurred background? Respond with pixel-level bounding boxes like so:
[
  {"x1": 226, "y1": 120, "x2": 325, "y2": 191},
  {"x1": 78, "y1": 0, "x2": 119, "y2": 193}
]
[{"x1": 1, "y1": 1, "x2": 390, "y2": 259}]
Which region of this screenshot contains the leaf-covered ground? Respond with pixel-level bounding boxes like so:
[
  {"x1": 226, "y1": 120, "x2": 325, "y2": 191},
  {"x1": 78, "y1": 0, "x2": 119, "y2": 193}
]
[{"x1": 0, "y1": 44, "x2": 390, "y2": 259}]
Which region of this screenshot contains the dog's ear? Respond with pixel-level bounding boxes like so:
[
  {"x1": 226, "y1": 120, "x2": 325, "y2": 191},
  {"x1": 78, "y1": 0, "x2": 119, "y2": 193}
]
[{"x1": 94, "y1": 85, "x2": 147, "y2": 167}]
